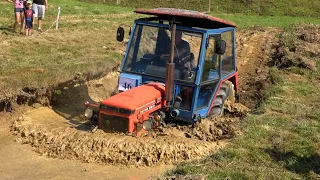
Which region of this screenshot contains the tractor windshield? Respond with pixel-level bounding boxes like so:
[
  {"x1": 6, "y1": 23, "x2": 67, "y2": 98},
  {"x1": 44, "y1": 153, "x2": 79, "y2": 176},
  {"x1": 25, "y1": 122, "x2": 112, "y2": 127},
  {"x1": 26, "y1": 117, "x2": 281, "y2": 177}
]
[{"x1": 123, "y1": 24, "x2": 202, "y2": 82}]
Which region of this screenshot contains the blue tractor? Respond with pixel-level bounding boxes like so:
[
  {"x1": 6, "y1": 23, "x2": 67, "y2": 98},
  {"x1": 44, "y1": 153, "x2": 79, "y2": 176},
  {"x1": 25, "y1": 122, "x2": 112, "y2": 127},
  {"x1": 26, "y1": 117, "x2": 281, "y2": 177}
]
[{"x1": 85, "y1": 8, "x2": 238, "y2": 136}]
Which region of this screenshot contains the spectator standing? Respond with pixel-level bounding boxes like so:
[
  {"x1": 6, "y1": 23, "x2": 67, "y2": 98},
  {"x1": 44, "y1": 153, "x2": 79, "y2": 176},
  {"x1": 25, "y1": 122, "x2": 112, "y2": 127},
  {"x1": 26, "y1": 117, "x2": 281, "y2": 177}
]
[
  {"x1": 32, "y1": 0, "x2": 48, "y2": 32},
  {"x1": 25, "y1": 1, "x2": 35, "y2": 36},
  {"x1": 7, "y1": 0, "x2": 26, "y2": 34}
]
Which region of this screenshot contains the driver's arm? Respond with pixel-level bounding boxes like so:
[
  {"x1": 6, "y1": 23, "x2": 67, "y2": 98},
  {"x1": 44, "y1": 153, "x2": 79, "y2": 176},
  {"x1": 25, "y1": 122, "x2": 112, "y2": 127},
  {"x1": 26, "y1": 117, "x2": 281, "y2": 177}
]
[{"x1": 173, "y1": 46, "x2": 187, "y2": 58}]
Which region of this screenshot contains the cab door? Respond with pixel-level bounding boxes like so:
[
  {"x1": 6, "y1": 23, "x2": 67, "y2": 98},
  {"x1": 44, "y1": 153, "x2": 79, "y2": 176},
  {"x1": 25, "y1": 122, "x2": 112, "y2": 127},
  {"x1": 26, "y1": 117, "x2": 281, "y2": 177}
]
[
  {"x1": 195, "y1": 29, "x2": 236, "y2": 119},
  {"x1": 220, "y1": 30, "x2": 236, "y2": 78},
  {"x1": 194, "y1": 35, "x2": 220, "y2": 117}
]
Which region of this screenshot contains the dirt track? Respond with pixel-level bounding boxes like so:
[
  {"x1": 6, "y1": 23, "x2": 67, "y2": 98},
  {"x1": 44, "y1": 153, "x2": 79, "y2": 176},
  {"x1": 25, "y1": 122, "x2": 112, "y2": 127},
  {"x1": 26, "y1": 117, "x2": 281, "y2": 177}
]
[
  {"x1": 236, "y1": 27, "x2": 282, "y2": 109},
  {"x1": 1, "y1": 27, "x2": 281, "y2": 178}
]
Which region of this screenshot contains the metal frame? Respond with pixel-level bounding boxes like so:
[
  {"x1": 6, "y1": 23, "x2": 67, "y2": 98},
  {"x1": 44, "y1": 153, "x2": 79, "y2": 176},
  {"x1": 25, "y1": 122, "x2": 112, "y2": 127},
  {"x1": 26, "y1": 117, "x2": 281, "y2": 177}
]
[{"x1": 119, "y1": 18, "x2": 237, "y2": 123}]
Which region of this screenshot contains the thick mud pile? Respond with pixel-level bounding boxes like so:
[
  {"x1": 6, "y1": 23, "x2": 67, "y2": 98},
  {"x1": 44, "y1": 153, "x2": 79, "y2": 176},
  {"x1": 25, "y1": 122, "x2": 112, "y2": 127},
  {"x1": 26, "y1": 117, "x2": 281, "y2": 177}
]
[{"x1": 12, "y1": 107, "x2": 232, "y2": 166}]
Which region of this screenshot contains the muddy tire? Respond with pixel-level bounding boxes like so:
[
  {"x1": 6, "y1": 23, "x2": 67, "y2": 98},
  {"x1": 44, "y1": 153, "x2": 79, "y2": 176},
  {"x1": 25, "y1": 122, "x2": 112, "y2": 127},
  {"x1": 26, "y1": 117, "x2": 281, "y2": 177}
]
[{"x1": 209, "y1": 81, "x2": 234, "y2": 118}]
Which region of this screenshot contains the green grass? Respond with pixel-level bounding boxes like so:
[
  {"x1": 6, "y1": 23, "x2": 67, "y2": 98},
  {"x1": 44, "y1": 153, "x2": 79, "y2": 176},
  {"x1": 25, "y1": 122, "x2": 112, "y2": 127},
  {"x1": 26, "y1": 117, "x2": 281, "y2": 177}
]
[
  {"x1": 212, "y1": 14, "x2": 320, "y2": 28},
  {"x1": 80, "y1": 0, "x2": 320, "y2": 18},
  {"x1": 169, "y1": 25, "x2": 320, "y2": 179},
  {"x1": 0, "y1": 0, "x2": 138, "y2": 99}
]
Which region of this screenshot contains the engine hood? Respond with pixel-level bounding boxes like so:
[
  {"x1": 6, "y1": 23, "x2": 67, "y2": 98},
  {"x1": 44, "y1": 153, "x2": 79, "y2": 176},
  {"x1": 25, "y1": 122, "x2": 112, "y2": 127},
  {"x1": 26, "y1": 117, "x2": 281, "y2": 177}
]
[{"x1": 101, "y1": 82, "x2": 165, "y2": 111}]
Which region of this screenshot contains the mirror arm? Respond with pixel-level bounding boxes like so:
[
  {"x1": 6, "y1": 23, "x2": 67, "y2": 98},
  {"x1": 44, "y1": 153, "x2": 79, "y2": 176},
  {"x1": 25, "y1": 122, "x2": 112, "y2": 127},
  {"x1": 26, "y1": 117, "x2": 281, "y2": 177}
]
[{"x1": 119, "y1": 24, "x2": 132, "y2": 35}]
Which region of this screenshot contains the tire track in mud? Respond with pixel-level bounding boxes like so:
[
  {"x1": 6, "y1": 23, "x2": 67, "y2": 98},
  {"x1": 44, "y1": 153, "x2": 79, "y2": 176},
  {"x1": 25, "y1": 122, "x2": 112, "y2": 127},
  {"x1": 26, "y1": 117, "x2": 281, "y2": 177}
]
[{"x1": 236, "y1": 27, "x2": 282, "y2": 109}]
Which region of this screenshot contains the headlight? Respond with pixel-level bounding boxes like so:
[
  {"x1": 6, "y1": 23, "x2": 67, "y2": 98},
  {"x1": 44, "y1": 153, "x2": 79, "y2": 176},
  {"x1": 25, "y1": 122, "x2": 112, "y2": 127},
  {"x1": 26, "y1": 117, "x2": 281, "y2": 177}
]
[
  {"x1": 84, "y1": 108, "x2": 93, "y2": 119},
  {"x1": 142, "y1": 120, "x2": 154, "y2": 131}
]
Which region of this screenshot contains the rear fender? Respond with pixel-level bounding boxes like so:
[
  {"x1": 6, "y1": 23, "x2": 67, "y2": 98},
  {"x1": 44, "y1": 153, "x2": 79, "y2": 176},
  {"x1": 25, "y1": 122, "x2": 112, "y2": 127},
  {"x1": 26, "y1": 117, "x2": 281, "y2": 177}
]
[{"x1": 207, "y1": 72, "x2": 238, "y2": 116}]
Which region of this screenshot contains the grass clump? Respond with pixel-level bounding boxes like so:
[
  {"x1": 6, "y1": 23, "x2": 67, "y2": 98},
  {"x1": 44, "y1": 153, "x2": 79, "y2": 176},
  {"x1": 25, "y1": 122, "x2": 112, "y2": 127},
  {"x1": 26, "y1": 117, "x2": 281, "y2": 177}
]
[{"x1": 269, "y1": 67, "x2": 284, "y2": 85}]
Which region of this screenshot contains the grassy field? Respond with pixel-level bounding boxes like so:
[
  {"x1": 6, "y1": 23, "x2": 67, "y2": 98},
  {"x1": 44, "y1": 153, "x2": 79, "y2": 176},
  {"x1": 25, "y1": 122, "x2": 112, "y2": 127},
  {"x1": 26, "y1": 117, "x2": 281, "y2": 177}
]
[
  {"x1": 80, "y1": 0, "x2": 320, "y2": 17},
  {"x1": 169, "y1": 25, "x2": 320, "y2": 179},
  {"x1": 1, "y1": 0, "x2": 320, "y2": 100},
  {"x1": 212, "y1": 14, "x2": 320, "y2": 28},
  {"x1": 0, "y1": 0, "x2": 137, "y2": 99}
]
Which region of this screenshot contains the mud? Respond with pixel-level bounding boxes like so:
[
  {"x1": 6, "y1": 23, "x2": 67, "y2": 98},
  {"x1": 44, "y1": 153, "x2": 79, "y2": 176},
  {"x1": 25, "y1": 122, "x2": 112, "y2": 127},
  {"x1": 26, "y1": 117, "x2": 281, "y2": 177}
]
[
  {"x1": 181, "y1": 118, "x2": 239, "y2": 142},
  {"x1": 10, "y1": 67, "x2": 245, "y2": 166},
  {"x1": 0, "y1": 107, "x2": 173, "y2": 179},
  {"x1": 12, "y1": 107, "x2": 231, "y2": 167}
]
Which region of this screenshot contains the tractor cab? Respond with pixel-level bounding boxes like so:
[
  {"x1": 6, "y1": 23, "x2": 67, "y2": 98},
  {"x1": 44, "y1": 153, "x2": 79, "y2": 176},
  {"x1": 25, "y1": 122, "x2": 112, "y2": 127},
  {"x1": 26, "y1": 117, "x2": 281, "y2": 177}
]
[{"x1": 85, "y1": 8, "x2": 238, "y2": 136}]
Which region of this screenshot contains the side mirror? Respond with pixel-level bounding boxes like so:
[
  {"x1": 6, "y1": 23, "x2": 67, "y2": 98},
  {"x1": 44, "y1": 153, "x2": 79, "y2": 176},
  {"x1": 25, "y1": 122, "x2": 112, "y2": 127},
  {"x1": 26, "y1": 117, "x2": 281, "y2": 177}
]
[
  {"x1": 215, "y1": 39, "x2": 226, "y2": 55},
  {"x1": 116, "y1": 27, "x2": 124, "y2": 42}
]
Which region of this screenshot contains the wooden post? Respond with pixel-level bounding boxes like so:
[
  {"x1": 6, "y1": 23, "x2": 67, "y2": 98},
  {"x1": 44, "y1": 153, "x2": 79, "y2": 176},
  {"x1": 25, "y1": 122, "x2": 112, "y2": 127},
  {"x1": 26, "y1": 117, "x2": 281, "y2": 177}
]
[
  {"x1": 258, "y1": 0, "x2": 261, "y2": 16},
  {"x1": 56, "y1": 7, "x2": 61, "y2": 30},
  {"x1": 208, "y1": 0, "x2": 211, "y2": 12}
]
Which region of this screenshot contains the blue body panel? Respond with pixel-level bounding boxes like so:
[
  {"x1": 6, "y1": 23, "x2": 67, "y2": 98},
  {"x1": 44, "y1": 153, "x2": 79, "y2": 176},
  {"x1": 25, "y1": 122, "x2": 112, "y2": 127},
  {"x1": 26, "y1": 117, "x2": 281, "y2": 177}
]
[{"x1": 119, "y1": 20, "x2": 237, "y2": 123}]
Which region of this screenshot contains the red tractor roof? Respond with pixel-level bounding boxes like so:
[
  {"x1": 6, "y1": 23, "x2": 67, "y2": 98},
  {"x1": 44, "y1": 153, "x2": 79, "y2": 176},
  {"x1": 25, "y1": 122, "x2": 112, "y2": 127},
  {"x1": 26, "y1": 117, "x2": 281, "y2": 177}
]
[
  {"x1": 101, "y1": 82, "x2": 165, "y2": 111},
  {"x1": 135, "y1": 8, "x2": 236, "y2": 29}
]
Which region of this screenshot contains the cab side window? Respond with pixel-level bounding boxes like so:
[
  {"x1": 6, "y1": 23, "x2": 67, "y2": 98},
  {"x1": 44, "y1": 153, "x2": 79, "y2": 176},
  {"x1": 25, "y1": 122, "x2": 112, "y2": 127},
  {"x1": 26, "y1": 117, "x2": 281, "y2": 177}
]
[
  {"x1": 201, "y1": 36, "x2": 219, "y2": 82},
  {"x1": 221, "y1": 31, "x2": 235, "y2": 76}
]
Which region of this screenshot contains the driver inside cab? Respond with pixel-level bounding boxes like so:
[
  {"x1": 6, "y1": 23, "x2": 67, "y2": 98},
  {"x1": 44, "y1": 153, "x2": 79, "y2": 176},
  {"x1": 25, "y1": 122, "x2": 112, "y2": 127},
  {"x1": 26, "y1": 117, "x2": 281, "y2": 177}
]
[
  {"x1": 160, "y1": 30, "x2": 190, "y2": 62},
  {"x1": 160, "y1": 30, "x2": 193, "y2": 79}
]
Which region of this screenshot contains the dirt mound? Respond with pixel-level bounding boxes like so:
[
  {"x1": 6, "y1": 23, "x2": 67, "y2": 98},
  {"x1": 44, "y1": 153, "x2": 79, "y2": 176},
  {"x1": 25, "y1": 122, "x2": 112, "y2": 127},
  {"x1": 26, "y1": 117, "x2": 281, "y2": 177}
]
[
  {"x1": 181, "y1": 118, "x2": 239, "y2": 142},
  {"x1": 298, "y1": 24, "x2": 320, "y2": 44},
  {"x1": 11, "y1": 107, "x2": 232, "y2": 167},
  {"x1": 270, "y1": 23, "x2": 319, "y2": 71}
]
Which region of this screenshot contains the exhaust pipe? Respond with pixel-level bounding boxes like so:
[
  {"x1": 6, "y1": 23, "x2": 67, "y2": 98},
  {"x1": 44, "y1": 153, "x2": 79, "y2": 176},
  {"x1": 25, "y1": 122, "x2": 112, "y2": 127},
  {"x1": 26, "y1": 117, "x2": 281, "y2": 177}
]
[
  {"x1": 165, "y1": 22, "x2": 176, "y2": 107},
  {"x1": 170, "y1": 109, "x2": 180, "y2": 117}
]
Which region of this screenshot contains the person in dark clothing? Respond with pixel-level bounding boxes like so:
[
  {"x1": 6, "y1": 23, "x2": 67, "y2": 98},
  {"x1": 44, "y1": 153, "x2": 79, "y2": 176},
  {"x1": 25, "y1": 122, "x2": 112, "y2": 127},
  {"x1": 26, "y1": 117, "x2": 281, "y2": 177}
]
[
  {"x1": 25, "y1": 1, "x2": 35, "y2": 36},
  {"x1": 160, "y1": 30, "x2": 191, "y2": 64},
  {"x1": 32, "y1": 0, "x2": 48, "y2": 32},
  {"x1": 160, "y1": 30, "x2": 194, "y2": 80}
]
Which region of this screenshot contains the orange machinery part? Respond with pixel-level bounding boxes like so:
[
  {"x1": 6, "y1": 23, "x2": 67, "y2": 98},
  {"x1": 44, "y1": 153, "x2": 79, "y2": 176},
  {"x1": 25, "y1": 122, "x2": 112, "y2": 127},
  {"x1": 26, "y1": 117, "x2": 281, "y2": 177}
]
[{"x1": 99, "y1": 82, "x2": 166, "y2": 135}]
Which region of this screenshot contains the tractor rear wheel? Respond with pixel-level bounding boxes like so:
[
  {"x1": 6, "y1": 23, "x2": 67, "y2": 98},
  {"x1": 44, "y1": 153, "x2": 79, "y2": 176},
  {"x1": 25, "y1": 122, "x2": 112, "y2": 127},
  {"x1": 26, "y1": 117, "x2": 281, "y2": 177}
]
[{"x1": 209, "y1": 81, "x2": 235, "y2": 118}]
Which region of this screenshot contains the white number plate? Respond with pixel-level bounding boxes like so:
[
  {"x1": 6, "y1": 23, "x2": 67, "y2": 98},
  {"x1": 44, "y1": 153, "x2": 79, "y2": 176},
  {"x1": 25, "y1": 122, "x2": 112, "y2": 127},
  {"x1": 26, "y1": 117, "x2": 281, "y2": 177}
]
[{"x1": 118, "y1": 77, "x2": 136, "y2": 91}]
